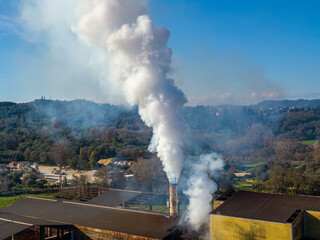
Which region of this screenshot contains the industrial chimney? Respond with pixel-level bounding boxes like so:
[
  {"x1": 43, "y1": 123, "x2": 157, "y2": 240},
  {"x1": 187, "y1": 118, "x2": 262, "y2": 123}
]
[{"x1": 169, "y1": 183, "x2": 179, "y2": 217}]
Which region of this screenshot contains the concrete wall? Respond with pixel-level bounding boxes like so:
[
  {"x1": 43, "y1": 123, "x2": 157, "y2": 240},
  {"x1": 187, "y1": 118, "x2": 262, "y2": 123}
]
[
  {"x1": 305, "y1": 210, "x2": 320, "y2": 239},
  {"x1": 210, "y1": 214, "x2": 292, "y2": 240}
]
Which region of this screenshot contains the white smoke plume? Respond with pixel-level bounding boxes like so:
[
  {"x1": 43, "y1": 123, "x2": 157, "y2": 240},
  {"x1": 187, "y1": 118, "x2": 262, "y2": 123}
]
[
  {"x1": 72, "y1": 0, "x2": 187, "y2": 183},
  {"x1": 16, "y1": 0, "x2": 224, "y2": 230},
  {"x1": 184, "y1": 153, "x2": 224, "y2": 231}
]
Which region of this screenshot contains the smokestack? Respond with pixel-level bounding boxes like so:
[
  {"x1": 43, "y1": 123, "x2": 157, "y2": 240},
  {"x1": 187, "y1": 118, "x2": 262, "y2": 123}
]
[{"x1": 169, "y1": 183, "x2": 179, "y2": 217}]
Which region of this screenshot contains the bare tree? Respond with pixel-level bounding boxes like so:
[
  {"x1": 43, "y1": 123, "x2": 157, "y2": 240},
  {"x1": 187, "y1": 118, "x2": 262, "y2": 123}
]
[
  {"x1": 130, "y1": 156, "x2": 168, "y2": 192},
  {"x1": 49, "y1": 139, "x2": 74, "y2": 186},
  {"x1": 110, "y1": 169, "x2": 126, "y2": 189},
  {"x1": 94, "y1": 166, "x2": 110, "y2": 187}
]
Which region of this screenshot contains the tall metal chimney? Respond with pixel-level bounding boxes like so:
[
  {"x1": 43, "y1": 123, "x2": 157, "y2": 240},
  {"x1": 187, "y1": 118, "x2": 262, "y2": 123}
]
[{"x1": 169, "y1": 183, "x2": 179, "y2": 217}]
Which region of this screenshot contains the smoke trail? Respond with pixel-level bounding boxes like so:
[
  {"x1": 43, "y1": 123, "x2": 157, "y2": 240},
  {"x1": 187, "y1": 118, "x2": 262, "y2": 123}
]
[
  {"x1": 72, "y1": 0, "x2": 186, "y2": 183},
  {"x1": 184, "y1": 153, "x2": 224, "y2": 231},
  {"x1": 18, "y1": 0, "x2": 224, "y2": 230}
]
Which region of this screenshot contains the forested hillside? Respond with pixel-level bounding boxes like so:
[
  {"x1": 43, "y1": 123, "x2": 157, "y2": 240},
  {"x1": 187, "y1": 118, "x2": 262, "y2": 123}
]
[
  {"x1": 0, "y1": 99, "x2": 150, "y2": 168},
  {"x1": 1, "y1": 99, "x2": 320, "y2": 169}
]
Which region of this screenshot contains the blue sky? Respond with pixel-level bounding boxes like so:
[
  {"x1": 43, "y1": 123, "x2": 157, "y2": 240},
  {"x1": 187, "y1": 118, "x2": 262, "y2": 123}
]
[{"x1": 0, "y1": 0, "x2": 320, "y2": 105}]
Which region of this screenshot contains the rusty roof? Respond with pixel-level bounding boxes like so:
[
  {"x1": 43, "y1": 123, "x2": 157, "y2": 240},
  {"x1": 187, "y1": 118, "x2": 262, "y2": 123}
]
[
  {"x1": 211, "y1": 190, "x2": 320, "y2": 223},
  {"x1": 0, "y1": 197, "x2": 179, "y2": 239}
]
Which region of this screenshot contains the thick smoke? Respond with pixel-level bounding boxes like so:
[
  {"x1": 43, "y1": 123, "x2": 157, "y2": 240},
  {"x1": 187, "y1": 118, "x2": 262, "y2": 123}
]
[
  {"x1": 72, "y1": 0, "x2": 186, "y2": 183},
  {"x1": 17, "y1": 0, "x2": 223, "y2": 230},
  {"x1": 184, "y1": 153, "x2": 224, "y2": 231}
]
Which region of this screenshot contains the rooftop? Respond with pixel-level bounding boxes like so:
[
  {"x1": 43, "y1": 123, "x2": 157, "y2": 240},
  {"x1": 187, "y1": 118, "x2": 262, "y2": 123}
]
[
  {"x1": 87, "y1": 189, "x2": 140, "y2": 207},
  {"x1": 0, "y1": 196, "x2": 179, "y2": 239},
  {"x1": 0, "y1": 212, "x2": 68, "y2": 239},
  {"x1": 212, "y1": 190, "x2": 320, "y2": 223}
]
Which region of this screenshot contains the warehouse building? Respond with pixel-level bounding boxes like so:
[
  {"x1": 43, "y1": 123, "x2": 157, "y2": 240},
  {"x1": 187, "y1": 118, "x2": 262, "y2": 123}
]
[
  {"x1": 0, "y1": 192, "x2": 180, "y2": 240},
  {"x1": 0, "y1": 213, "x2": 72, "y2": 240},
  {"x1": 211, "y1": 190, "x2": 320, "y2": 240}
]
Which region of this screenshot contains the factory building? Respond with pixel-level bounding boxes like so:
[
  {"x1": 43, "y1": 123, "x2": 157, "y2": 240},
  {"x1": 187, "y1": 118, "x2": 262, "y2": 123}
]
[
  {"x1": 0, "y1": 190, "x2": 180, "y2": 240},
  {"x1": 211, "y1": 190, "x2": 320, "y2": 240}
]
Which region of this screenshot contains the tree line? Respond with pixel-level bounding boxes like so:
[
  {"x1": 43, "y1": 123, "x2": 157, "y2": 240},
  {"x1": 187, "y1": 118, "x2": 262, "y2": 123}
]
[{"x1": 1, "y1": 100, "x2": 320, "y2": 173}]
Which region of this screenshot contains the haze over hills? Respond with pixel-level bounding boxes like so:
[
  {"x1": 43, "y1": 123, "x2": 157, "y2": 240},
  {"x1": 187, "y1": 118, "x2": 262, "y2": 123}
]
[
  {"x1": 1, "y1": 98, "x2": 320, "y2": 163},
  {"x1": 2, "y1": 98, "x2": 320, "y2": 110},
  {"x1": 2, "y1": 98, "x2": 320, "y2": 209},
  {"x1": 1, "y1": 98, "x2": 320, "y2": 137},
  {"x1": 255, "y1": 99, "x2": 320, "y2": 109},
  {"x1": 1, "y1": 1, "x2": 320, "y2": 238}
]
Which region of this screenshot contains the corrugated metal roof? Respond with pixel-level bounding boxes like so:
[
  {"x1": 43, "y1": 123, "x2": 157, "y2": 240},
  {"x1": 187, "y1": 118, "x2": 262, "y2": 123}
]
[
  {"x1": 212, "y1": 191, "x2": 320, "y2": 223},
  {"x1": 0, "y1": 197, "x2": 178, "y2": 239},
  {"x1": 0, "y1": 219, "x2": 30, "y2": 240},
  {"x1": 0, "y1": 213, "x2": 68, "y2": 226},
  {"x1": 88, "y1": 189, "x2": 140, "y2": 207},
  {"x1": 0, "y1": 212, "x2": 69, "y2": 240}
]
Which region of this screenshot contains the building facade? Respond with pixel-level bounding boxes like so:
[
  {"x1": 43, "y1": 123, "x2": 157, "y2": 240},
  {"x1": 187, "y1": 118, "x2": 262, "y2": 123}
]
[{"x1": 211, "y1": 190, "x2": 320, "y2": 240}]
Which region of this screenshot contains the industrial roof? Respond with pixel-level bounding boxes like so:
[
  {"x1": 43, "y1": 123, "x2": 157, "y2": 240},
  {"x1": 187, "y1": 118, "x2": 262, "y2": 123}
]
[
  {"x1": 0, "y1": 212, "x2": 68, "y2": 226},
  {"x1": 0, "y1": 219, "x2": 30, "y2": 240},
  {"x1": 212, "y1": 190, "x2": 320, "y2": 223},
  {"x1": 0, "y1": 197, "x2": 179, "y2": 239},
  {"x1": 0, "y1": 212, "x2": 68, "y2": 240},
  {"x1": 88, "y1": 189, "x2": 140, "y2": 207}
]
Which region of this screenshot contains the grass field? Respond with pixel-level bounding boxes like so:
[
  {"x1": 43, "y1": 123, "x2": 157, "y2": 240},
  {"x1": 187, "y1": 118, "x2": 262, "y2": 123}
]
[
  {"x1": 127, "y1": 205, "x2": 170, "y2": 212},
  {"x1": 27, "y1": 194, "x2": 55, "y2": 198},
  {"x1": 242, "y1": 162, "x2": 266, "y2": 168},
  {"x1": 233, "y1": 177, "x2": 254, "y2": 191},
  {"x1": 0, "y1": 194, "x2": 54, "y2": 210},
  {"x1": 300, "y1": 140, "x2": 317, "y2": 145},
  {"x1": 291, "y1": 161, "x2": 305, "y2": 168},
  {"x1": 0, "y1": 196, "x2": 24, "y2": 209}
]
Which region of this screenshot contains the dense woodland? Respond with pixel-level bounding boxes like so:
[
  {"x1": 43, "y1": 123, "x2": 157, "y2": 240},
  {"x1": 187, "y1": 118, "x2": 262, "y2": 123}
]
[{"x1": 1, "y1": 99, "x2": 320, "y2": 195}]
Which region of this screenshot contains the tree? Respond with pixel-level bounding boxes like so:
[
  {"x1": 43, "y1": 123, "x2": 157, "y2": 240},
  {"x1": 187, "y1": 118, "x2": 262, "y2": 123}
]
[
  {"x1": 50, "y1": 139, "x2": 74, "y2": 186},
  {"x1": 39, "y1": 152, "x2": 50, "y2": 164},
  {"x1": 49, "y1": 139, "x2": 74, "y2": 167},
  {"x1": 89, "y1": 145, "x2": 108, "y2": 167},
  {"x1": 62, "y1": 176, "x2": 68, "y2": 187},
  {"x1": 22, "y1": 173, "x2": 38, "y2": 188},
  {"x1": 244, "y1": 124, "x2": 273, "y2": 149},
  {"x1": 110, "y1": 169, "x2": 126, "y2": 189},
  {"x1": 72, "y1": 174, "x2": 88, "y2": 188},
  {"x1": 94, "y1": 166, "x2": 110, "y2": 187},
  {"x1": 0, "y1": 171, "x2": 22, "y2": 191},
  {"x1": 130, "y1": 156, "x2": 168, "y2": 192},
  {"x1": 263, "y1": 163, "x2": 305, "y2": 195},
  {"x1": 78, "y1": 147, "x2": 91, "y2": 170},
  {"x1": 89, "y1": 150, "x2": 99, "y2": 168},
  {"x1": 264, "y1": 163, "x2": 290, "y2": 193}
]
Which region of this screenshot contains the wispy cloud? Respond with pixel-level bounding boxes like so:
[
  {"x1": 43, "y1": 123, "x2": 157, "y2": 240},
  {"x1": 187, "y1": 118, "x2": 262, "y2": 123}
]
[{"x1": 0, "y1": 14, "x2": 21, "y2": 36}]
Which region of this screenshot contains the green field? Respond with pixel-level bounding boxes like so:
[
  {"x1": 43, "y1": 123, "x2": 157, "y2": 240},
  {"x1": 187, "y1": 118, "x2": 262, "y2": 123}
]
[
  {"x1": 127, "y1": 205, "x2": 169, "y2": 213},
  {"x1": 291, "y1": 161, "x2": 305, "y2": 168},
  {"x1": 27, "y1": 194, "x2": 54, "y2": 198},
  {"x1": 242, "y1": 162, "x2": 265, "y2": 168},
  {"x1": 0, "y1": 196, "x2": 24, "y2": 209},
  {"x1": 233, "y1": 178, "x2": 254, "y2": 191},
  {"x1": 0, "y1": 194, "x2": 54, "y2": 210},
  {"x1": 300, "y1": 140, "x2": 317, "y2": 145}
]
